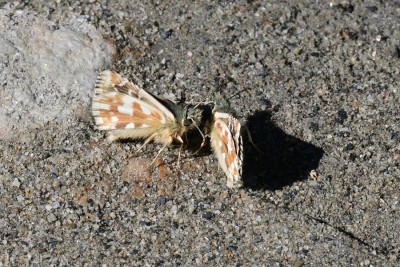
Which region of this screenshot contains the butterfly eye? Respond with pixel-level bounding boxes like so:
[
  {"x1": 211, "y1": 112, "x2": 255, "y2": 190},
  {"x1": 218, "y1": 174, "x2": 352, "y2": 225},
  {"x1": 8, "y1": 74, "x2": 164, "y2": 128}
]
[{"x1": 183, "y1": 119, "x2": 192, "y2": 126}]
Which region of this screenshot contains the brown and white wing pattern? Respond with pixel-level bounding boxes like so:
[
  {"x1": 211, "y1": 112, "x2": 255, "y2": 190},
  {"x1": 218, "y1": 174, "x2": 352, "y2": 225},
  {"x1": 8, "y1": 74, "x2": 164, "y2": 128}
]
[
  {"x1": 91, "y1": 71, "x2": 176, "y2": 143},
  {"x1": 210, "y1": 111, "x2": 243, "y2": 188},
  {"x1": 94, "y1": 70, "x2": 174, "y2": 119},
  {"x1": 92, "y1": 70, "x2": 244, "y2": 188}
]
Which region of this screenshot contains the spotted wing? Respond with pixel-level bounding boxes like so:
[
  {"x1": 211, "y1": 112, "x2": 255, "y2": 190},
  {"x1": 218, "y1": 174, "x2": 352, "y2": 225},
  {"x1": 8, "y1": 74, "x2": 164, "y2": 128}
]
[
  {"x1": 92, "y1": 71, "x2": 175, "y2": 137},
  {"x1": 94, "y1": 71, "x2": 174, "y2": 119},
  {"x1": 211, "y1": 112, "x2": 243, "y2": 188}
]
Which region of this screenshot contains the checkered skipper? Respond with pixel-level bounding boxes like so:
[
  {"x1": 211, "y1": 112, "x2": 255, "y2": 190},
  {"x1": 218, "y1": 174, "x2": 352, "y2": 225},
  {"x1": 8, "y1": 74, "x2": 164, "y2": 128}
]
[{"x1": 91, "y1": 71, "x2": 203, "y2": 163}]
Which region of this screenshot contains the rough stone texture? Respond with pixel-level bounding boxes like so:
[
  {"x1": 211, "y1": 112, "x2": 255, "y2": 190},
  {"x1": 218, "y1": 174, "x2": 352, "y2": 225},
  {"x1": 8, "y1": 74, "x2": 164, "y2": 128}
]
[
  {"x1": 0, "y1": 7, "x2": 115, "y2": 139},
  {"x1": 0, "y1": 0, "x2": 399, "y2": 266}
]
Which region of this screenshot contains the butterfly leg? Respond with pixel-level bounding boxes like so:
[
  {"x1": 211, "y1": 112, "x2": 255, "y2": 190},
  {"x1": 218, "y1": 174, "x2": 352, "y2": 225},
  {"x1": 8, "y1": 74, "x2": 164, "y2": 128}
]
[
  {"x1": 133, "y1": 132, "x2": 158, "y2": 155},
  {"x1": 148, "y1": 137, "x2": 173, "y2": 167},
  {"x1": 193, "y1": 134, "x2": 211, "y2": 155},
  {"x1": 177, "y1": 143, "x2": 184, "y2": 168},
  {"x1": 173, "y1": 135, "x2": 185, "y2": 167},
  {"x1": 244, "y1": 126, "x2": 264, "y2": 154},
  {"x1": 192, "y1": 122, "x2": 210, "y2": 155}
]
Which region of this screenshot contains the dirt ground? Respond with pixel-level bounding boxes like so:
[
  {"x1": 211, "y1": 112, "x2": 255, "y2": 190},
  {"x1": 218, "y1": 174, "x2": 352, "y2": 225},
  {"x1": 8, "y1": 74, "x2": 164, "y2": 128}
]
[{"x1": 0, "y1": 0, "x2": 399, "y2": 265}]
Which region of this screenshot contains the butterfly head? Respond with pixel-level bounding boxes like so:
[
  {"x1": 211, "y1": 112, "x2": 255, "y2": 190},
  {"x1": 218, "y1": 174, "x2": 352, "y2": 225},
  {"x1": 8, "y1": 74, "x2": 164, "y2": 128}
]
[
  {"x1": 211, "y1": 95, "x2": 236, "y2": 116},
  {"x1": 182, "y1": 104, "x2": 203, "y2": 128}
]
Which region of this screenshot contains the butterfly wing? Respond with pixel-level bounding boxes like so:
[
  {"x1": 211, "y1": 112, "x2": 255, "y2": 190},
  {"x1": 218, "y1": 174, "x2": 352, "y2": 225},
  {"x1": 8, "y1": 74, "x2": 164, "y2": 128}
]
[
  {"x1": 92, "y1": 71, "x2": 176, "y2": 141},
  {"x1": 94, "y1": 71, "x2": 175, "y2": 118},
  {"x1": 211, "y1": 112, "x2": 243, "y2": 188}
]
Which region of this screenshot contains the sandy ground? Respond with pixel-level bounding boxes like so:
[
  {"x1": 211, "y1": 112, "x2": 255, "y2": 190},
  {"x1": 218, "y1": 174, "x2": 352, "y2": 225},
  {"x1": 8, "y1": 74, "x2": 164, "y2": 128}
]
[{"x1": 0, "y1": 0, "x2": 399, "y2": 266}]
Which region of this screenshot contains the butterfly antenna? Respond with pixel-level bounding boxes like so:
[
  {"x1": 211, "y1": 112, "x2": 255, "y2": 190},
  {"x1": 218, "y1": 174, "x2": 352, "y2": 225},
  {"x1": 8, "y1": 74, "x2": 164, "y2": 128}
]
[
  {"x1": 244, "y1": 126, "x2": 265, "y2": 155},
  {"x1": 179, "y1": 91, "x2": 187, "y2": 103},
  {"x1": 228, "y1": 88, "x2": 250, "y2": 100}
]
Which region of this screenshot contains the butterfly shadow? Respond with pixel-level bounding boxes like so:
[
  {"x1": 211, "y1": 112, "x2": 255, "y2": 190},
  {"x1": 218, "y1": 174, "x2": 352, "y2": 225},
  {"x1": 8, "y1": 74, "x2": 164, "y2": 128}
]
[{"x1": 242, "y1": 110, "x2": 324, "y2": 191}]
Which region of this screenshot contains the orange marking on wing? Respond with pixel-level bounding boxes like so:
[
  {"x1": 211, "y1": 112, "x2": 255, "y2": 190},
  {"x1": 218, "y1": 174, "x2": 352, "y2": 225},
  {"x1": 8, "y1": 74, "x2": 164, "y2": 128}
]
[
  {"x1": 215, "y1": 121, "x2": 239, "y2": 175},
  {"x1": 107, "y1": 72, "x2": 141, "y2": 98},
  {"x1": 232, "y1": 166, "x2": 238, "y2": 176},
  {"x1": 132, "y1": 102, "x2": 143, "y2": 115},
  {"x1": 224, "y1": 146, "x2": 237, "y2": 170},
  {"x1": 95, "y1": 94, "x2": 165, "y2": 129},
  {"x1": 131, "y1": 102, "x2": 161, "y2": 121},
  {"x1": 110, "y1": 72, "x2": 123, "y2": 85},
  {"x1": 151, "y1": 111, "x2": 162, "y2": 120}
]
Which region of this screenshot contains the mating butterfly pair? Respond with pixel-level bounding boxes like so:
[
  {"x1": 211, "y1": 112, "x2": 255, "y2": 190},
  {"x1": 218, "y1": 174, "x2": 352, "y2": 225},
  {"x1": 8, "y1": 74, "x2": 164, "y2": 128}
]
[{"x1": 92, "y1": 71, "x2": 243, "y2": 188}]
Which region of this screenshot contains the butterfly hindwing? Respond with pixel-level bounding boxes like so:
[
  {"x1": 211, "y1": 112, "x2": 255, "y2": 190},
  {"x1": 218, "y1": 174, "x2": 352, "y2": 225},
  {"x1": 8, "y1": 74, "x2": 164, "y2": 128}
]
[
  {"x1": 92, "y1": 71, "x2": 178, "y2": 142},
  {"x1": 95, "y1": 70, "x2": 175, "y2": 120},
  {"x1": 211, "y1": 112, "x2": 243, "y2": 188}
]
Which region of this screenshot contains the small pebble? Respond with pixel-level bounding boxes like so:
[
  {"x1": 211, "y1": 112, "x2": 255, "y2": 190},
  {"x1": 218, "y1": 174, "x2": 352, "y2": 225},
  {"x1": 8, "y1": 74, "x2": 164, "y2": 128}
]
[
  {"x1": 47, "y1": 213, "x2": 57, "y2": 223},
  {"x1": 12, "y1": 178, "x2": 20, "y2": 188}
]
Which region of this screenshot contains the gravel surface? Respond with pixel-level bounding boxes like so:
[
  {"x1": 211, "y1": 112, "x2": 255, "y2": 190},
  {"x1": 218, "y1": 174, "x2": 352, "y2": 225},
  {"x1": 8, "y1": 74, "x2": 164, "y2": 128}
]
[{"x1": 0, "y1": 0, "x2": 399, "y2": 266}]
